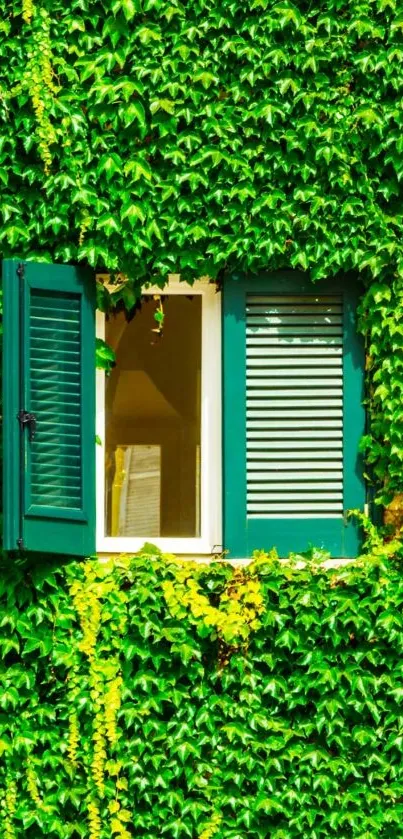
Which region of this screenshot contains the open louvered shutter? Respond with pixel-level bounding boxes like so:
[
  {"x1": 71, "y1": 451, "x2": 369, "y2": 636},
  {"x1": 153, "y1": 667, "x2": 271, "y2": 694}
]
[
  {"x1": 2, "y1": 260, "x2": 96, "y2": 555},
  {"x1": 223, "y1": 273, "x2": 365, "y2": 558}
]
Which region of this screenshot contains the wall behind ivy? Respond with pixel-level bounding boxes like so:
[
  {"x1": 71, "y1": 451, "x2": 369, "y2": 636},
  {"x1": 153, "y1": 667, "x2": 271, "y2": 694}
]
[
  {"x1": 0, "y1": 0, "x2": 402, "y2": 288},
  {"x1": 2, "y1": 550, "x2": 403, "y2": 838},
  {"x1": 2, "y1": 0, "x2": 403, "y2": 498}
]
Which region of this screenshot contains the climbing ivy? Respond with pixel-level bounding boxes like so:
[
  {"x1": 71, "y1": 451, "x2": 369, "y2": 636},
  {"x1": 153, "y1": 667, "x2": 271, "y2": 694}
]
[
  {"x1": 0, "y1": 0, "x2": 402, "y2": 287},
  {"x1": 359, "y1": 282, "x2": 403, "y2": 505},
  {"x1": 1, "y1": 0, "x2": 403, "y2": 497},
  {"x1": 162, "y1": 555, "x2": 266, "y2": 650},
  {"x1": 2, "y1": 543, "x2": 403, "y2": 837},
  {"x1": 25, "y1": 8, "x2": 58, "y2": 174},
  {"x1": 2, "y1": 10, "x2": 403, "y2": 834}
]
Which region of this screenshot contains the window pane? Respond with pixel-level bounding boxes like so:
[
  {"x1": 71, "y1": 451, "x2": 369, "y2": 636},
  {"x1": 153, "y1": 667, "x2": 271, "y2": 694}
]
[{"x1": 105, "y1": 295, "x2": 202, "y2": 537}]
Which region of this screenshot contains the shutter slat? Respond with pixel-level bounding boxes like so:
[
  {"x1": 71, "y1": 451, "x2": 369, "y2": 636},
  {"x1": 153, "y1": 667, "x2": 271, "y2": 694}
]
[
  {"x1": 248, "y1": 492, "x2": 343, "y2": 502},
  {"x1": 31, "y1": 348, "x2": 81, "y2": 360},
  {"x1": 247, "y1": 369, "x2": 342, "y2": 378},
  {"x1": 31, "y1": 295, "x2": 80, "y2": 309},
  {"x1": 248, "y1": 441, "x2": 342, "y2": 450},
  {"x1": 246, "y1": 293, "x2": 343, "y2": 518},
  {"x1": 34, "y1": 428, "x2": 81, "y2": 439},
  {"x1": 31, "y1": 398, "x2": 81, "y2": 413},
  {"x1": 246, "y1": 316, "x2": 342, "y2": 327},
  {"x1": 248, "y1": 479, "x2": 343, "y2": 488},
  {"x1": 247, "y1": 357, "x2": 342, "y2": 368},
  {"x1": 247, "y1": 307, "x2": 343, "y2": 316},
  {"x1": 31, "y1": 327, "x2": 80, "y2": 339},
  {"x1": 248, "y1": 506, "x2": 342, "y2": 515},
  {"x1": 32, "y1": 476, "x2": 81, "y2": 489},
  {"x1": 31, "y1": 310, "x2": 80, "y2": 322},
  {"x1": 248, "y1": 453, "x2": 343, "y2": 462},
  {"x1": 249, "y1": 468, "x2": 343, "y2": 480},
  {"x1": 31, "y1": 455, "x2": 82, "y2": 467},
  {"x1": 247, "y1": 380, "x2": 342, "y2": 390},
  {"x1": 248, "y1": 410, "x2": 342, "y2": 419},
  {"x1": 248, "y1": 503, "x2": 342, "y2": 512},
  {"x1": 30, "y1": 464, "x2": 81, "y2": 476},
  {"x1": 247, "y1": 430, "x2": 342, "y2": 440},
  {"x1": 247, "y1": 346, "x2": 342, "y2": 357},
  {"x1": 247, "y1": 420, "x2": 342, "y2": 430},
  {"x1": 247, "y1": 387, "x2": 343, "y2": 397},
  {"x1": 247, "y1": 336, "x2": 343, "y2": 346},
  {"x1": 31, "y1": 356, "x2": 80, "y2": 370},
  {"x1": 31, "y1": 331, "x2": 79, "y2": 344},
  {"x1": 246, "y1": 295, "x2": 341, "y2": 305},
  {"x1": 31, "y1": 377, "x2": 80, "y2": 389},
  {"x1": 246, "y1": 402, "x2": 341, "y2": 413},
  {"x1": 248, "y1": 353, "x2": 342, "y2": 368},
  {"x1": 31, "y1": 440, "x2": 81, "y2": 452},
  {"x1": 31, "y1": 494, "x2": 81, "y2": 507}
]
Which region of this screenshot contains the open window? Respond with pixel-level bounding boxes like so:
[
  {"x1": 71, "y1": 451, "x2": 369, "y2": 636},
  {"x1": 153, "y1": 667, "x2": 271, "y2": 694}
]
[
  {"x1": 2, "y1": 260, "x2": 366, "y2": 560},
  {"x1": 96, "y1": 279, "x2": 221, "y2": 555}
]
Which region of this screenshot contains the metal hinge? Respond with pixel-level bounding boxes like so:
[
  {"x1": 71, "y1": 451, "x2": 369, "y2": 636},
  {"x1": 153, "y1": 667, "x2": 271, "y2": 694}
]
[{"x1": 17, "y1": 410, "x2": 37, "y2": 441}]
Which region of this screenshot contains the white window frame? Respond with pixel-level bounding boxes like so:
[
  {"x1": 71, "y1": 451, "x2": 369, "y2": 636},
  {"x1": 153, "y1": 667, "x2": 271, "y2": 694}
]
[{"x1": 96, "y1": 277, "x2": 222, "y2": 555}]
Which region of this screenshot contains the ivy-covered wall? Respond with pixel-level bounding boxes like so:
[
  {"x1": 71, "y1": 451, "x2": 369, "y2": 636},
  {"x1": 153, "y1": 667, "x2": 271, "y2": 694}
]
[
  {"x1": 0, "y1": 0, "x2": 402, "y2": 286},
  {"x1": 2, "y1": 8, "x2": 403, "y2": 835},
  {"x1": 1, "y1": 0, "x2": 403, "y2": 500},
  {"x1": 2, "y1": 546, "x2": 403, "y2": 839}
]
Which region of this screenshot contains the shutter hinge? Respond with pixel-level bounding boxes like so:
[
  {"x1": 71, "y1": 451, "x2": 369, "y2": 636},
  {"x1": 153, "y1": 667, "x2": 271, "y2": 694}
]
[
  {"x1": 17, "y1": 410, "x2": 37, "y2": 441},
  {"x1": 17, "y1": 262, "x2": 25, "y2": 278},
  {"x1": 17, "y1": 537, "x2": 24, "y2": 550}
]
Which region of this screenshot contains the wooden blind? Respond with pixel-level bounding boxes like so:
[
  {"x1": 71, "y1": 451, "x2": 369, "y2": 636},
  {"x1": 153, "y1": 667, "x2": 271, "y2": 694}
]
[
  {"x1": 246, "y1": 294, "x2": 343, "y2": 518},
  {"x1": 118, "y1": 445, "x2": 161, "y2": 537}
]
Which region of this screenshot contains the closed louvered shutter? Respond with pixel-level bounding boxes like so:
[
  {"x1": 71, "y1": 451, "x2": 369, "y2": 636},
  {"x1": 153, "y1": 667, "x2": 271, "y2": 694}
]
[
  {"x1": 223, "y1": 274, "x2": 365, "y2": 558},
  {"x1": 246, "y1": 294, "x2": 343, "y2": 517},
  {"x1": 3, "y1": 260, "x2": 96, "y2": 556}
]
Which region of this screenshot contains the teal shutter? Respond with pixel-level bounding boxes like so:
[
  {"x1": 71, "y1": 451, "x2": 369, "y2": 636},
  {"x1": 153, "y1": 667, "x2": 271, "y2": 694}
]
[
  {"x1": 2, "y1": 260, "x2": 96, "y2": 556},
  {"x1": 223, "y1": 272, "x2": 365, "y2": 558}
]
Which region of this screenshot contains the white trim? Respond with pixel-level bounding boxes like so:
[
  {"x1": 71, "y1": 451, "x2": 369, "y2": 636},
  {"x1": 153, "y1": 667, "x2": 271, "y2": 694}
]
[{"x1": 96, "y1": 278, "x2": 222, "y2": 555}]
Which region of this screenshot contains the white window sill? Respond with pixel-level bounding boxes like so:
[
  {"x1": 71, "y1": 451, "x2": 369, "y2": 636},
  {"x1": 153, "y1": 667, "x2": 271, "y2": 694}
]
[
  {"x1": 96, "y1": 537, "x2": 220, "y2": 556},
  {"x1": 96, "y1": 551, "x2": 358, "y2": 568}
]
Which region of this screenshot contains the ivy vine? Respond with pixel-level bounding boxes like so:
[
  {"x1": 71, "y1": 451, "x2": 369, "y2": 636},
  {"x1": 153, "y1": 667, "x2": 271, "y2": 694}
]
[
  {"x1": 359, "y1": 279, "x2": 403, "y2": 505},
  {"x1": 69, "y1": 562, "x2": 131, "y2": 839},
  {"x1": 162, "y1": 557, "x2": 266, "y2": 653},
  {"x1": 1, "y1": 540, "x2": 403, "y2": 837},
  {"x1": 22, "y1": 4, "x2": 58, "y2": 174}
]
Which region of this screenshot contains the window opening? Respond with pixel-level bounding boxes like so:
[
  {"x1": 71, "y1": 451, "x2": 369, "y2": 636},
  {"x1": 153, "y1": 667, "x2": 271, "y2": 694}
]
[{"x1": 104, "y1": 295, "x2": 202, "y2": 539}]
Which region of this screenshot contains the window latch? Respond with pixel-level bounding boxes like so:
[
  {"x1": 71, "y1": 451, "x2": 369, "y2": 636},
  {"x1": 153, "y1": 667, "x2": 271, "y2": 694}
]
[{"x1": 17, "y1": 410, "x2": 37, "y2": 442}]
